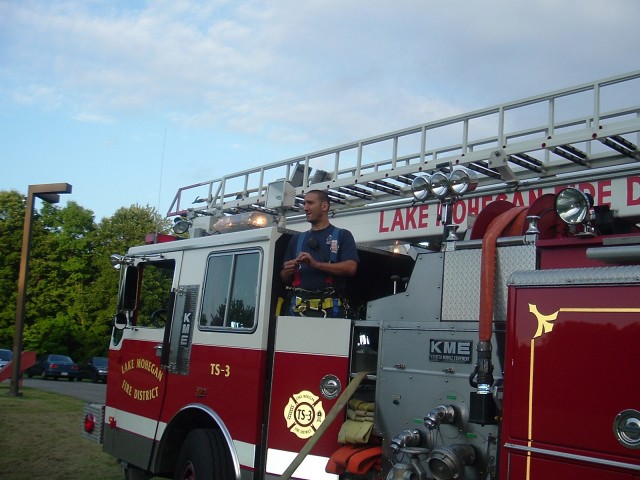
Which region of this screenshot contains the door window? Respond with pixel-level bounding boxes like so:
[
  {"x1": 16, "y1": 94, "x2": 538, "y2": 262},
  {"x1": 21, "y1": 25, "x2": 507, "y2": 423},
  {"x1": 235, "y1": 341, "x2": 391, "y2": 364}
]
[
  {"x1": 136, "y1": 259, "x2": 176, "y2": 328},
  {"x1": 200, "y1": 250, "x2": 261, "y2": 331}
]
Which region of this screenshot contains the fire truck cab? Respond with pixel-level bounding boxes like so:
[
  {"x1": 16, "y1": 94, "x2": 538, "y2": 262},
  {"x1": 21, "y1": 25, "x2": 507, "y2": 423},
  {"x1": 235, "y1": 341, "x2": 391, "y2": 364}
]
[
  {"x1": 102, "y1": 221, "x2": 411, "y2": 480},
  {"x1": 84, "y1": 70, "x2": 640, "y2": 480}
]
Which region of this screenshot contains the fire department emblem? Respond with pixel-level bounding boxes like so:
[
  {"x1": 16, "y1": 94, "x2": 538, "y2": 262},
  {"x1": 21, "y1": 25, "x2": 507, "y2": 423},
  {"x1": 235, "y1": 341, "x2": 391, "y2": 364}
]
[{"x1": 284, "y1": 390, "x2": 325, "y2": 439}]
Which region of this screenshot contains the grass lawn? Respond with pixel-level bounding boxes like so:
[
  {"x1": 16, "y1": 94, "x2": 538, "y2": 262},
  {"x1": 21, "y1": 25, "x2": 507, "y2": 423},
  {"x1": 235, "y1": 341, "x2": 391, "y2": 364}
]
[{"x1": 0, "y1": 382, "x2": 123, "y2": 479}]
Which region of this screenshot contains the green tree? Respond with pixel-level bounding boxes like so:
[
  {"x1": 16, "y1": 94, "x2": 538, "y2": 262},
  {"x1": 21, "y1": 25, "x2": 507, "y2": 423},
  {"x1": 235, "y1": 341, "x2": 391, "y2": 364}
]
[
  {"x1": 97, "y1": 204, "x2": 171, "y2": 255},
  {"x1": 22, "y1": 201, "x2": 98, "y2": 358},
  {"x1": 0, "y1": 191, "x2": 28, "y2": 347},
  {"x1": 79, "y1": 204, "x2": 171, "y2": 357},
  {"x1": 0, "y1": 192, "x2": 172, "y2": 361}
]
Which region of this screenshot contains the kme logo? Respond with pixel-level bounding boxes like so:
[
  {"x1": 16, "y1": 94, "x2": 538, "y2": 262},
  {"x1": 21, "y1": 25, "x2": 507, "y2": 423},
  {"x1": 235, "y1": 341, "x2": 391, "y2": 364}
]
[{"x1": 429, "y1": 339, "x2": 473, "y2": 364}]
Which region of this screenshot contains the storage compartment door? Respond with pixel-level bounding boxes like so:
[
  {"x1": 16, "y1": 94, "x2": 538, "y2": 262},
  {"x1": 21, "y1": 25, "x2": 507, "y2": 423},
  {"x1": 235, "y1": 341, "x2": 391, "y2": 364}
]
[{"x1": 265, "y1": 316, "x2": 351, "y2": 480}]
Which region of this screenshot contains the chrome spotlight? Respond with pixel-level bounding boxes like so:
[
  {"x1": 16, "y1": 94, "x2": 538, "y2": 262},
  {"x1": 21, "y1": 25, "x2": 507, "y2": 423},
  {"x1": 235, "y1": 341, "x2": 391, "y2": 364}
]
[
  {"x1": 173, "y1": 216, "x2": 192, "y2": 234},
  {"x1": 448, "y1": 168, "x2": 478, "y2": 195},
  {"x1": 429, "y1": 171, "x2": 450, "y2": 198},
  {"x1": 555, "y1": 188, "x2": 593, "y2": 225},
  {"x1": 411, "y1": 174, "x2": 432, "y2": 201}
]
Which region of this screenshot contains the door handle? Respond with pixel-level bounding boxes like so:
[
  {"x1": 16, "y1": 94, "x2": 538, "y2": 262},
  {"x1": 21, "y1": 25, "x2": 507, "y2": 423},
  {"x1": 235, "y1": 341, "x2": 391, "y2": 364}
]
[{"x1": 154, "y1": 344, "x2": 163, "y2": 357}]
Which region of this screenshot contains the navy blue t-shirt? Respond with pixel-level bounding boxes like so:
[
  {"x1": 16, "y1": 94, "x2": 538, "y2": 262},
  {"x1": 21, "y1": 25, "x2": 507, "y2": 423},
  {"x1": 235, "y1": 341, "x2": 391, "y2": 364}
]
[{"x1": 284, "y1": 225, "x2": 359, "y2": 292}]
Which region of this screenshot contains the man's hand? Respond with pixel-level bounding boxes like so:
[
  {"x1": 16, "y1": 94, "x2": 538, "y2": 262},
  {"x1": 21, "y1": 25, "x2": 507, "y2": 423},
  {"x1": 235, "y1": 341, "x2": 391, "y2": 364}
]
[
  {"x1": 280, "y1": 258, "x2": 300, "y2": 282},
  {"x1": 295, "y1": 252, "x2": 315, "y2": 268}
]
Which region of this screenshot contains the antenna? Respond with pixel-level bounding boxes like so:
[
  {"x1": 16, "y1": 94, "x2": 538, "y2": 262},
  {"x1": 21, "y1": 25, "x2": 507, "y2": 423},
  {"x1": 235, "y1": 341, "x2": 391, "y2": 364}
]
[{"x1": 156, "y1": 127, "x2": 167, "y2": 238}]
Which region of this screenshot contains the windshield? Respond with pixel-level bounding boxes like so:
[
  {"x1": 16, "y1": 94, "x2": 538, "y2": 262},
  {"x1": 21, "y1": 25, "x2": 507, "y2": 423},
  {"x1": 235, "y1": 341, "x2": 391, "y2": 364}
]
[
  {"x1": 50, "y1": 355, "x2": 73, "y2": 363},
  {"x1": 0, "y1": 350, "x2": 12, "y2": 361},
  {"x1": 93, "y1": 357, "x2": 108, "y2": 367}
]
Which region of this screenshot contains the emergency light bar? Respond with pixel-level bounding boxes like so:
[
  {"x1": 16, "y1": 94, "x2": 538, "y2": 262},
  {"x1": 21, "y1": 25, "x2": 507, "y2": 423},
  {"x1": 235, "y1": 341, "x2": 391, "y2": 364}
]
[{"x1": 212, "y1": 211, "x2": 274, "y2": 234}]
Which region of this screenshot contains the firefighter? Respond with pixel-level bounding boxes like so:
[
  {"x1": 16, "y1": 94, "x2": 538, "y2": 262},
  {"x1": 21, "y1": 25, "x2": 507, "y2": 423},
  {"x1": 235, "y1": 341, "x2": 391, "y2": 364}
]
[{"x1": 280, "y1": 189, "x2": 359, "y2": 317}]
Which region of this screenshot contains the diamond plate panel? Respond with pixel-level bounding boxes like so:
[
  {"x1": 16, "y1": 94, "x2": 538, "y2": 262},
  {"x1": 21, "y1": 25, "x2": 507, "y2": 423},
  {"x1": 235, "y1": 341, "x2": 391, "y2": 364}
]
[
  {"x1": 509, "y1": 265, "x2": 640, "y2": 286},
  {"x1": 442, "y1": 244, "x2": 536, "y2": 321}
]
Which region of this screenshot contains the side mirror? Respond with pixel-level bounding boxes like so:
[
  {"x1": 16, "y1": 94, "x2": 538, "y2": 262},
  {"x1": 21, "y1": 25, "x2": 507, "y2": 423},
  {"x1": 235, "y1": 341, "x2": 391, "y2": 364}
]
[
  {"x1": 114, "y1": 312, "x2": 128, "y2": 330},
  {"x1": 118, "y1": 265, "x2": 139, "y2": 311}
]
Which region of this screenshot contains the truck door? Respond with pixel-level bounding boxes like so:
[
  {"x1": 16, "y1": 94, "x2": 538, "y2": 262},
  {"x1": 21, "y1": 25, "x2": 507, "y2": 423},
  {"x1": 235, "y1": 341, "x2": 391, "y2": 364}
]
[
  {"x1": 104, "y1": 252, "x2": 183, "y2": 470},
  {"x1": 265, "y1": 315, "x2": 352, "y2": 480}
]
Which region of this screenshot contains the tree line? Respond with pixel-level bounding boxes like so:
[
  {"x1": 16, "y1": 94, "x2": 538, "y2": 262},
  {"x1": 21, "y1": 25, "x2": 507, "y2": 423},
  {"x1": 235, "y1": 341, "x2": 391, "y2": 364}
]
[{"x1": 0, "y1": 189, "x2": 171, "y2": 363}]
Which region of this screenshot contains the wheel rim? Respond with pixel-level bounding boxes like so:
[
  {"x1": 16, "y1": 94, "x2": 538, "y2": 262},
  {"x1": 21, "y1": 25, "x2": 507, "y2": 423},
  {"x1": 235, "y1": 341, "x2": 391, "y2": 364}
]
[{"x1": 179, "y1": 461, "x2": 195, "y2": 480}]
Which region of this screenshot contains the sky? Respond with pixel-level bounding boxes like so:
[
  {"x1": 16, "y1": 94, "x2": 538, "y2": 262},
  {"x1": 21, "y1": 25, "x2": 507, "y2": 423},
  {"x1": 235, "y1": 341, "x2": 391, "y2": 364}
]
[{"x1": 1, "y1": 0, "x2": 639, "y2": 222}]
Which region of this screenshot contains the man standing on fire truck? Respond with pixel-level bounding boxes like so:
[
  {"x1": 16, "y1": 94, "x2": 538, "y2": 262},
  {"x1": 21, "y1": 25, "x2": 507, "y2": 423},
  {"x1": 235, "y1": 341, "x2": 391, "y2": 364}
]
[{"x1": 280, "y1": 189, "x2": 359, "y2": 317}]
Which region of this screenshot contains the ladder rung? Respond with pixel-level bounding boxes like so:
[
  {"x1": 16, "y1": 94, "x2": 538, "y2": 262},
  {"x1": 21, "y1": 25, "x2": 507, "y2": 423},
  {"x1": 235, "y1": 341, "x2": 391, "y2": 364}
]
[
  {"x1": 610, "y1": 135, "x2": 637, "y2": 151},
  {"x1": 550, "y1": 145, "x2": 589, "y2": 167},
  {"x1": 249, "y1": 205, "x2": 278, "y2": 215},
  {"x1": 600, "y1": 136, "x2": 640, "y2": 160},
  {"x1": 468, "y1": 161, "x2": 502, "y2": 180},
  {"x1": 338, "y1": 185, "x2": 373, "y2": 200},
  {"x1": 227, "y1": 207, "x2": 251, "y2": 214},
  {"x1": 326, "y1": 191, "x2": 348, "y2": 204},
  {"x1": 396, "y1": 175, "x2": 417, "y2": 185},
  {"x1": 508, "y1": 153, "x2": 545, "y2": 173},
  {"x1": 367, "y1": 180, "x2": 402, "y2": 195}
]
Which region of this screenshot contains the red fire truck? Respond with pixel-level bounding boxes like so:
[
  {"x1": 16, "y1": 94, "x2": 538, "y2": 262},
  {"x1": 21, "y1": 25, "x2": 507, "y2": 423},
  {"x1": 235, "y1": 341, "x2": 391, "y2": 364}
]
[{"x1": 84, "y1": 71, "x2": 640, "y2": 480}]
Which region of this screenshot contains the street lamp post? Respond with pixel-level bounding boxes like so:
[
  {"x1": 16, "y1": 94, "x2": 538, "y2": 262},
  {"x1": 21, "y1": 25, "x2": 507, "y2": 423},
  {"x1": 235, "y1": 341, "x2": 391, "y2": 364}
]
[{"x1": 8, "y1": 183, "x2": 72, "y2": 397}]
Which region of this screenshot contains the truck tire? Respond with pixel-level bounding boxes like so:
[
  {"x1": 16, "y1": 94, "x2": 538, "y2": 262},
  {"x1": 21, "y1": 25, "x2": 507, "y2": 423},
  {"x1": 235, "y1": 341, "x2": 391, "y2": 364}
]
[
  {"x1": 174, "y1": 428, "x2": 233, "y2": 480},
  {"x1": 123, "y1": 463, "x2": 151, "y2": 480}
]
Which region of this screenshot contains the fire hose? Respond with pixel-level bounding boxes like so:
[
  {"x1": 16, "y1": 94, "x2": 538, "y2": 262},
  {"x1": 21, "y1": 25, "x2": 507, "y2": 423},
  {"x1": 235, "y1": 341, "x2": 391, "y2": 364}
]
[{"x1": 470, "y1": 206, "x2": 527, "y2": 414}]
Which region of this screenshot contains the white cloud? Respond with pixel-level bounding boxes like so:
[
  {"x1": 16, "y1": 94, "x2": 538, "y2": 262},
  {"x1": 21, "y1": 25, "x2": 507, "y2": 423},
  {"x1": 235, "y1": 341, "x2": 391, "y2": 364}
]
[
  {"x1": 1, "y1": 0, "x2": 639, "y2": 151},
  {"x1": 11, "y1": 84, "x2": 63, "y2": 109},
  {"x1": 72, "y1": 111, "x2": 115, "y2": 124}
]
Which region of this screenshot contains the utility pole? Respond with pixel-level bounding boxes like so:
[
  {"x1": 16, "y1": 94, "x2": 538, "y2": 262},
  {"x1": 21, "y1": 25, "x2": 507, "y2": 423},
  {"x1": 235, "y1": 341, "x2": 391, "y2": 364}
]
[{"x1": 8, "y1": 183, "x2": 72, "y2": 397}]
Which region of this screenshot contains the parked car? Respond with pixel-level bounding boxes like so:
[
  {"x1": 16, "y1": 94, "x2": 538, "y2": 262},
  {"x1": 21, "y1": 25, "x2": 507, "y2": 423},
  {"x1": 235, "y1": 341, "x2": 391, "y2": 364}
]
[
  {"x1": 78, "y1": 356, "x2": 108, "y2": 383},
  {"x1": 27, "y1": 354, "x2": 79, "y2": 381},
  {"x1": 0, "y1": 348, "x2": 12, "y2": 370}
]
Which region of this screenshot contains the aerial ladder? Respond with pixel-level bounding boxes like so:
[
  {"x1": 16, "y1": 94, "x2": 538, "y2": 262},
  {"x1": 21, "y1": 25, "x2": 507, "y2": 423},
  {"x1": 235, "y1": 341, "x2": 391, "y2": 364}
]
[{"x1": 167, "y1": 70, "x2": 640, "y2": 243}]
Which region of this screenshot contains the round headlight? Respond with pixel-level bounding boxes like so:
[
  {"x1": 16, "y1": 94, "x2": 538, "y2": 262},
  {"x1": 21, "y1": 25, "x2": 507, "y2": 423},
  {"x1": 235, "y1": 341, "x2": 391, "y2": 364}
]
[
  {"x1": 555, "y1": 188, "x2": 593, "y2": 225},
  {"x1": 411, "y1": 174, "x2": 432, "y2": 201},
  {"x1": 430, "y1": 171, "x2": 449, "y2": 198},
  {"x1": 449, "y1": 168, "x2": 478, "y2": 195}
]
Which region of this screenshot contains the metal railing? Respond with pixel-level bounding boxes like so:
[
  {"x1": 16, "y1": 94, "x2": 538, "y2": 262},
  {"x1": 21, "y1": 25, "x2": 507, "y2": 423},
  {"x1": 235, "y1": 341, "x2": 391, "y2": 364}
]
[{"x1": 167, "y1": 70, "x2": 640, "y2": 218}]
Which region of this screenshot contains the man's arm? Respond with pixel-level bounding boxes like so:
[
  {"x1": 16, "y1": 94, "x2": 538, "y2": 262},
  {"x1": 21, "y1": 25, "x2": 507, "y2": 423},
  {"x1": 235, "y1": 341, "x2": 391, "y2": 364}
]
[{"x1": 296, "y1": 252, "x2": 357, "y2": 277}]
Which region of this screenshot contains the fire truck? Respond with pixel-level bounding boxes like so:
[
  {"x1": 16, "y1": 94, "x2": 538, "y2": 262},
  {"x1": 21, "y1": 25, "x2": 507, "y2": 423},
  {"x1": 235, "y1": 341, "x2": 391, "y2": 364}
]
[{"x1": 84, "y1": 70, "x2": 640, "y2": 480}]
